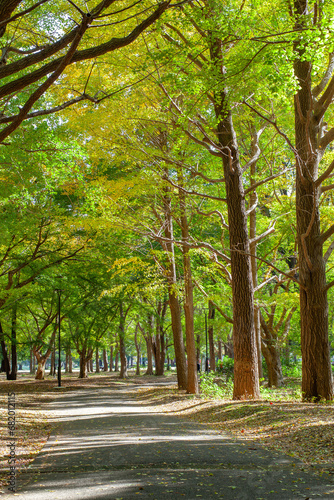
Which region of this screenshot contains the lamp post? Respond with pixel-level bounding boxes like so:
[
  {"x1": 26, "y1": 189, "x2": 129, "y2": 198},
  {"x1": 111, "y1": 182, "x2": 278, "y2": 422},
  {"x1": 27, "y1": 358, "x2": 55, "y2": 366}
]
[{"x1": 55, "y1": 288, "x2": 61, "y2": 387}]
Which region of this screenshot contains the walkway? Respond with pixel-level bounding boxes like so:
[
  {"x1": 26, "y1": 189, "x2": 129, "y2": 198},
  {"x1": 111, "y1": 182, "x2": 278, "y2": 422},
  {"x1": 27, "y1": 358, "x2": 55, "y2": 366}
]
[{"x1": 3, "y1": 382, "x2": 334, "y2": 499}]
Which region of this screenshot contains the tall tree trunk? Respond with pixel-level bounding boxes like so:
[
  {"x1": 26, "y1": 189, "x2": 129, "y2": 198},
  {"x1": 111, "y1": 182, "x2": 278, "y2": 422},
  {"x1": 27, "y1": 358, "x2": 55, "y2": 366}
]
[
  {"x1": 115, "y1": 349, "x2": 119, "y2": 372},
  {"x1": 216, "y1": 108, "x2": 259, "y2": 399},
  {"x1": 29, "y1": 348, "x2": 34, "y2": 374},
  {"x1": 224, "y1": 331, "x2": 234, "y2": 358},
  {"x1": 65, "y1": 350, "x2": 69, "y2": 373},
  {"x1": 162, "y1": 173, "x2": 187, "y2": 389},
  {"x1": 68, "y1": 347, "x2": 73, "y2": 373},
  {"x1": 95, "y1": 347, "x2": 100, "y2": 373},
  {"x1": 8, "y1": 305, "x2": 17, "y2": 380},
  {"x1": 35, "y1": 354, "x2": 47, "y2": 380},
  {"x1": 293, "y1": 0, "x2": 333, "y2": 401},
  {"x1": 103, "y1": 349, "x2": 108, "y2": 371},
  {"x1": 155, "y1": 300, "x2": 167, "y2": 376},
  {"x1": 78, "y1": 347, "x2": 93, "y2": 378},
  {"x1": 49, "y1": 345, "x2": 55, "y2": 376},
  {"x1": 119, "y1": 302, "x2": 127, "y2": 379},
  {"x1": 80, "y1": 352, "x2": 88, "y2": 378},
  {"x1": 249, "y1": 146, "x2": 263, "y2": 381},
  {"x1": 109, "y1": 344, "x2": 114, "y2": 372},
  {"x1": 89, "y1": 359, "x2": 93, "y2": 372},
  {"x1": 144, "y1": 316, "x2": 154, "y2": 375},
  {"x1": 218, "y1": 340, "x2": 222, "y2": 361},
  {"x1": 261, "y1": 341, "x2": 284, "y2": 388},
  {"x1": 179, "y1": 179, "x2": 198, "y2": 394},
  {"x1": 208, "y1": 301, "x2": 216, "y2": 373},
  {"x1": 0, "y1": 322, "x2": 10, "y2": 378},
  {"x1": 196, "y1": 334, "x2": 201, "y2": 370},
  {"x1": 134, "y1": 324, "x2": 141, "y2": 376},
  {"x1": 210, "y1": 35, "x2": 259, "y2": 399}
]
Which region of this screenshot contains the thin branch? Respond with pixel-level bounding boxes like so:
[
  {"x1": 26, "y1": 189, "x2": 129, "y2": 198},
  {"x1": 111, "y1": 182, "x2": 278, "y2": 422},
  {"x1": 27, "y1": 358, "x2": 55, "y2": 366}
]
[
  {"x1": 249, "y1": 222, "x2": 276, "y2": 246},
  {"x1": 244, "y1": 169, "x2": 290, "y2": 195},
  {"x1": 241, "y1": 125, "x2": 266, "y2": 173},
  {"x1": 315, "y1": 158, "x2": 334, "y2": 187},
  {"x1": 320, "y1": 183, "x2": 334, "y2": 194},
  {"x1": 246, "y1": 191, "x2": 258, "y2": 216},
  {"x1": 193, "y1": 279, "x2": 233, "y2": 324},
  {"x1": 0, "y1": 94, "x2": 90, "y2": 123},
  {"x1": 242, "y1": 99, "x2": 307, "y2": 186},
  {"x1": 312, "y1": 52, "x2": 334, "y2": 97},
  {"x1": 196, "y1": 209, "x2": 228, "y2": 229},
  {"x1": 0, "y1": 14, "x2": 90, "y2": 144},
  {"x1": 319, "y1": 126, "x2": 334, "y2": 151},
  {"x1": 319, "y1": 224, "x2": 334, "y2": 245},
  {"x1": 0, "y1": 1, "x2": 171, "y2": 101},
  {"x1": 236, "y1": 249, "x2": 303, "y2": 289},
  {"x1": 314, "y1": 73, "x2": 334, "y2": 121},
  {"x1": 325, "y1": 280, "x2": 334, "y2": 291},
  {"x1": 164, "y1": 176, "x2": 226, "y2": 202},
  {"x1": 254, "y1": 275, "x2": 277, "y2": 293},
  {"x1": 324, "y1": 240, "x2": 334, "y2": 263},
  {"x1": 0, "y1": 0, "x2": 50, "y2": 29}
]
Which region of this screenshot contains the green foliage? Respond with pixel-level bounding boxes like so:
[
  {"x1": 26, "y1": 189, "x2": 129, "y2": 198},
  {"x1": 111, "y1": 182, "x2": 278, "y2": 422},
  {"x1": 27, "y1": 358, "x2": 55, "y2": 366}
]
[
  {"x1": 282, "y1": 360, "x2": 302, "y2": 379},
  {"x1": 216, "y1": 357, "x2": 234, "y2": 380},
  {"x1": 199, "y1": 372, "x2": 233, "y2": 399}
]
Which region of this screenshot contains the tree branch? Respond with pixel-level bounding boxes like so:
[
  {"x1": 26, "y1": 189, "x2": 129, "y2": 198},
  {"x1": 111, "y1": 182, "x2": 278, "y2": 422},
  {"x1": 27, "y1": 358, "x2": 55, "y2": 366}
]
[
  {"x1": 244, "y1": 169, "x2": 289, "y2": 195},
  {"x1": 0, "y1": 14, "x2": 91, "y2": 143},
  {"x1": 315, "y1": 158, "x2": 334, "y2": 187},
  {"x1": 319, "y1": 224, "x2": 334, "y2": 245},
  {"x1": 324, "y1": 240, "x2": 334, "y2": 263},
  {"x1": 0, "y1": 2, "x2": 171, "y2": 101}
]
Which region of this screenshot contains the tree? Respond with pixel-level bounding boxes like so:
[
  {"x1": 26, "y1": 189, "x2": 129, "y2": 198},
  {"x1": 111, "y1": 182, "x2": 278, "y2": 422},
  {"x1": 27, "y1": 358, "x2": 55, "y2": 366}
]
[
  {"x1": 0, "y1": 0, "x2": 172, "y2": 144},
  {"x1": 292, "y1": 0, "x2": 334, "y2": 401}
]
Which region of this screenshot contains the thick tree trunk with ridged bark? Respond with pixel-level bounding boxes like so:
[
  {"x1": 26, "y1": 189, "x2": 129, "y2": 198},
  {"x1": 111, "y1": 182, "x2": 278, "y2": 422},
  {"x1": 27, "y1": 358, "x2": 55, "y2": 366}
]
[
  {"x1": 209, "y1": 34, "x2": 260, "y2": 399},
  {"x1": 162, "y1": 176, "x2": 187, "y2": 390},
  {"x1": 179, "y1": 181, "x2": 198, "y2": 394},
  {"x1": 294, "y1": 0, "x2": 333, "y2": 401}
]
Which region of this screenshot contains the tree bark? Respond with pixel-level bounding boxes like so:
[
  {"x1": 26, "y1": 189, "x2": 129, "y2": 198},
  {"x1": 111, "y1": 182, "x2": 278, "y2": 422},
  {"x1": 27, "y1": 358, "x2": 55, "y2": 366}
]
[
  {"x1": 209, "y1": 34, "x2": 259, "y2": 399},
  {"x1": 49, "y1": 345, "x2": 55, "y2": 376},
  {"x1": 134, "y1": 323, "x2": 141, "y2": 376},
  {"x1": 179, "y1": 178, "x2": 198, "y2": 393},
  {"x1": 109, "y1": 344, "x2": 114, "y2": 372},
  {"x1": 249, "y1": 147, "x2": 263, "y2": 381},
  {"x1": 208, "y1": 300, "x2": 216, "y2": 373},
  {"x1": 29, "y1": 348, "x2": 34, "y2": 374},
  {"x1": 293, "y1": 0, "x2": 333, "y2": 400},
  {"x1": 261, "y1": 341, "x2": 284, "y2": 388},
  {"x1": 8, "y1": 305, "x2": 17, "y2": 380},
  {"x1": 144, "y1": 315, "x2": 154, "y2": 375},
  {"x1": 115, "y1": 349, "x2": 119, "y2": 372},
  {"x1": 95, "y1": 347, "x2": 100, "y2": 373},
  {"x1": 0, "y1": 322, "x2": 11, "y2": 378},
  {"x1": 103, "y1": 349, "x2": 108, "y2": 371},
  {"x1": 154, "y1": 300, "x2": 167, "y2": 376},
  {"x1": 78, "y1": 347, "x2": 93, "y2": 378},
  {"x1": 162, "y1": 172, "x2": 187, "y2": 389},
  {"x1": 119, "y1": 302, "x2": 128, "y2": 379}
]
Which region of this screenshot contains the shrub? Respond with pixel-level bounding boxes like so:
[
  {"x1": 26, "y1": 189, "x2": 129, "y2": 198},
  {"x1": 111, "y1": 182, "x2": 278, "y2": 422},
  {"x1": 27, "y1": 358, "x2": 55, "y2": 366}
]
[{"x1": 216, "y1": 356, "x2": 234, "y2": 380}]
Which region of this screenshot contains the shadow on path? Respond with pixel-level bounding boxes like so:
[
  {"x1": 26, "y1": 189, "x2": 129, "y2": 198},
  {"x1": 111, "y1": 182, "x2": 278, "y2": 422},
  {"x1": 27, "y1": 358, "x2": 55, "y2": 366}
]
[{"x1": 3, "y1": 383, "x2": 334, "y2": 499}]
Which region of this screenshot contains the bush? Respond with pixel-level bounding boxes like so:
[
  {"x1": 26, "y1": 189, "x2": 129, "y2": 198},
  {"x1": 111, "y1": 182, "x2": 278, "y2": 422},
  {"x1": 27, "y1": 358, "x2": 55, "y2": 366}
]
[
  {"x1": 199, "y1": 372, "x2": 233, "y2": 399},
  {"x1": 216, "y1": 356, "x2": 234, "y2": 380}
]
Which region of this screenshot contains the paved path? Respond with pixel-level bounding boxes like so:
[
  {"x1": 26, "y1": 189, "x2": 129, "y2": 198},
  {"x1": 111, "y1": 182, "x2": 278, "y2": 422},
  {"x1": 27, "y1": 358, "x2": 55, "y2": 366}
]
[{"x1": 3, "y1": 382, "x2": 334, "y2": 499}]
